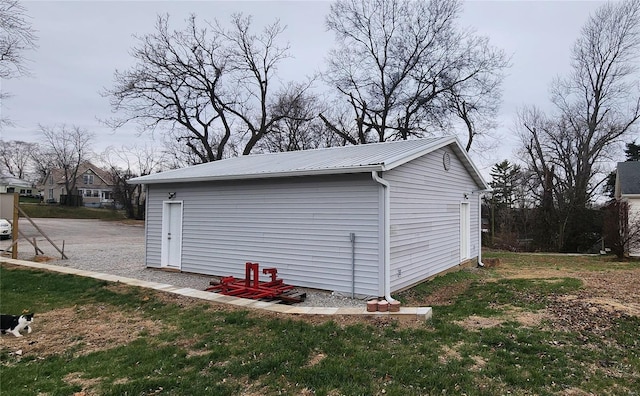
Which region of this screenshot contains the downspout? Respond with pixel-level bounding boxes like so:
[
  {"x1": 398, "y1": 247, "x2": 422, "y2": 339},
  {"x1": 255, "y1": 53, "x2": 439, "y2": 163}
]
[
  {"x1": 372, "y1": 171, "x2": 397, "y2": 303},
  {"x1": 474, "y1": 189, "x2": 491, "y2": 268},
  {"x1": 350, "y1": 232, "x2": 356, "y2": 299}
]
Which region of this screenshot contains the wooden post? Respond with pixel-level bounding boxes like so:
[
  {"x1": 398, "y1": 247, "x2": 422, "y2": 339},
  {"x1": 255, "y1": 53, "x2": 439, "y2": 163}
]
[
  {"x1": 15, "y1": 227, "x2": 44, "y2": 255},
  {"x1": 16, "y1": 205, "x2": 68, "y2": 259},
  {"x1": 32, "y1": 238, "x2": 43, "y2": 256},
  {"x1": 11, "y1": 192, "x2": 18, "y2": 259}
]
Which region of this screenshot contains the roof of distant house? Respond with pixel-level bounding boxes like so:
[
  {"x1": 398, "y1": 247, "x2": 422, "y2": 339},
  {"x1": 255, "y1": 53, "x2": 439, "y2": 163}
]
[
  {"x1": 0, "y1": 174, "x2": 31, "y2": 188},
  {"x1": 129, "y1": 136, "x2": 489, "y2": 189},
  {"x1": 617, "y1": 161, "x2": 640, "y2": 195},
  {"x1": 46, "y1": 162, "x2": 114, "y2": 186}
]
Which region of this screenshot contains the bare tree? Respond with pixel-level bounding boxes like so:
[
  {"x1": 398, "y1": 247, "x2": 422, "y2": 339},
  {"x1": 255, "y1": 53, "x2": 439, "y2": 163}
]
[
  {"x1": 100, "y1": 144, "x2": 165, "y2": 218},
  {"x1": 445, "y1": 61, "x2": 503, "y2": 152},
  {"x1": 0, "y1": 0, "x2": 36, "y2": 79},
  {"x1": 256, "y1": 83, "x2": 343, "y2": 153},
  {"x1": 516, "y1": 0, "x2": 640, "y2": 251},
  {"x1": 0, "y1": 0, "x2": 37, "y2": 127},
  {"x1": 40, "y1": 124, "x2": 94, "y2": 205},
  {"x1": 516, "y1": 107, "x2": 559, "y2": 207},
  {"x1": 604, "y1": 200, "x2": 640, "y2": 259},
  {"x1": 29, "y1": 143, "x2": 56, "y2": 185},
  {"x1": 321, "y1": 0, "x2": 508, "y2": 149},
  {"x1": 106, "y1": 13, "x2": 307, "y2": 163},
  {"x1": 0, "y1": 139, "x2": 38, "y2": 179}
]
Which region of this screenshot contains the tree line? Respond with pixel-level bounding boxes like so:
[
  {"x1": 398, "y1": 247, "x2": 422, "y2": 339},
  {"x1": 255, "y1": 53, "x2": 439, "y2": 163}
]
[
  {"x1": 487, "y1": 141, "x2": 640, "y2": 257},
  {"x1": 103, "y1": 0, "x2": 509, "y2": 165},
  {"x1": 485, "y1": 0, "x2": 640, "y2": 255}
]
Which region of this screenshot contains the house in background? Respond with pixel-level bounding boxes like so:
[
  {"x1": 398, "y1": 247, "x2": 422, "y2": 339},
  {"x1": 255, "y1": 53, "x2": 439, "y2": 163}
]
[
  {"x1": 41, "y1": 162, "x2": 114, "y2": 207},
  {"x1": 130, "y1": 136, "x2": 489, "y2": 298},
  {"x1": 615, "y1": 161, "x2": 640, "y2": 257},
  {"x1": 0, "y1": 174, "x2": 34, "y2": 196}
]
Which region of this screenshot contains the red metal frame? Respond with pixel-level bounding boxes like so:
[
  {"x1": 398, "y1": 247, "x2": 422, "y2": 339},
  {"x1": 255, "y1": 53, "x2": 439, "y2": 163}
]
[{"x1": 205, "y1": 262, "x2": 301, "y2": 302}]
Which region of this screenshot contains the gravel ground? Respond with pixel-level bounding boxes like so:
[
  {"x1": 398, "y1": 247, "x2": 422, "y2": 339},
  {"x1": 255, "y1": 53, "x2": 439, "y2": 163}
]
[{"x1": 0, "y1": 218, "x2": 364, "y2": 308}]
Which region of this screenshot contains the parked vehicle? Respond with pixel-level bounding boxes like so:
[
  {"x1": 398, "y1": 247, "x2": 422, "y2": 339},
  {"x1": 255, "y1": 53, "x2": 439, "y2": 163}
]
[{"x1": 0, "y1": 219, "x2": 12, "y2": 240}]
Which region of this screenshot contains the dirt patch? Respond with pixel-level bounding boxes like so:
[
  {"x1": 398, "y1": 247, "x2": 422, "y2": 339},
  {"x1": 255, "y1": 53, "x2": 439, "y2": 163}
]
[
  {"x1": 402, "y1": 278, "x2": 474, "y2": 307},
  {"x1": 561, "y1": 388, "x2": 595, "y2": 396},
  {"x1": 512, "y1": 308, "x2": 552, "y2": 328},
  {"x1": 438, "y1": 343, "x2": 463, "y2": 364},
  {"x1": 426, "y1": 280, "x2": 474, "y2": 306},
  {"x1": 456, "y1": 315, "x2": 504, "y2": 330},
  {"x1": 32, "y1": 255, "x2": 55, "y2": 263},
  {"x1": 482, "y1": 258, "x2": 501, "y2": 268},
  {"x1": 305, "y1": 352, "x2": 327, "y2": 367},
  {"x1": 544, "y1": 294, "x2": 634, "y2": 340},
  {"x1": 64, "y1": 372, "x2": 102, "y2": 396},
  {"x1": 579, "y1": 270, "x2": 640, "y2": 306},
  {"x1": 469, "y1": 355, "x2": 487, "y2": 371},
  {"x1": 452, "y1": 266, "x2": 640, "y2": 335},
  {"x1": 584, "y1": 297, "x2": 640, "y2": 316},
  {"x1": 484, "y1": 263, "x2": 640, "y2": 320},
  {"x1": 0, "y1": 304, "x2": 167, "y2": 359},
  {"x1": 455, "y1": 291, "x2": 637, "y2": 340}
]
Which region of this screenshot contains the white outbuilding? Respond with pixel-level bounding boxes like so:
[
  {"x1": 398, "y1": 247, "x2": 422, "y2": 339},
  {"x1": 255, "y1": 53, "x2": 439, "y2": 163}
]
[
  {"x1": 615, "y1": 161, "x2": 640, "y2": 257},
  {"x1": 129, "y1": 136, "x2": 489, "y2": 298}
]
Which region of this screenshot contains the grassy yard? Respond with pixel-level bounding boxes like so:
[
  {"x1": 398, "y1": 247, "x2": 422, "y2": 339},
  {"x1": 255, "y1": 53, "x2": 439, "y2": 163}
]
[
  {"x1": 1, "y1": 253, "x2": 639, "y2": 395},
  {"x1": 18, "y1": 203, "x2": 127, "y2": 220}
]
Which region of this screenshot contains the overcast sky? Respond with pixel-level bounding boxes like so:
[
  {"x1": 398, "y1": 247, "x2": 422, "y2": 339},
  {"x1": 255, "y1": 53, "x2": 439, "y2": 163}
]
[{"x1": 0, "y1": 0, "x2": 613, "y2": 176}]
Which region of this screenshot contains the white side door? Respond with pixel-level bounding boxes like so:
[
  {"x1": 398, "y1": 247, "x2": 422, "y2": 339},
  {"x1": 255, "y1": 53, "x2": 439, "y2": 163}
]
[{"x1": 161, "y1": 201, "x2": 183, "y2": 269}]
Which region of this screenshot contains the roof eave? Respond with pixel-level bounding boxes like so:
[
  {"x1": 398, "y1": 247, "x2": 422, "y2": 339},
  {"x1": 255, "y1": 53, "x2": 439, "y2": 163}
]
[{"x1": 128, "y1": 164, "x2": 385, "y2": 185}]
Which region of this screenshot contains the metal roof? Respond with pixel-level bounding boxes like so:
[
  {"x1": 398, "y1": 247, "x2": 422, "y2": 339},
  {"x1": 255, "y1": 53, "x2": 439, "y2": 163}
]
[
  {"x1": 129, "y1": 136, "x2": 489, "y2": 189},
  {"x1": 617, "y1": 161, "x2": 640, "y2": 195},
  {"x1": 0, "y1": 174, "x2": 31, "y2": 188}
]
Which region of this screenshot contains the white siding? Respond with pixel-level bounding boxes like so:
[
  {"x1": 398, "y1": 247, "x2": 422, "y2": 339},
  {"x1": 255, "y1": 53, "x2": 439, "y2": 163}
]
[
  {"x1": 386, "y1": 147, "x2": 481, "y2": 292},
  {"x1": 145, "y1": 174, "x2": 382, "y2": 296}
]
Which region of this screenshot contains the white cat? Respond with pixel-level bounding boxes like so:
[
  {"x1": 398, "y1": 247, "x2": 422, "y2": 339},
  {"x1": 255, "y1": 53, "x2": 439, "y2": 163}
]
[{"x1": 0, "y1": 313, "x2": 34, "y2": 337}]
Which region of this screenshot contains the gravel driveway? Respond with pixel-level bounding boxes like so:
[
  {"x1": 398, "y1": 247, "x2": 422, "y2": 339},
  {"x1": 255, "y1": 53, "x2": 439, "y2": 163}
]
[{"x1": 1, "y1": 218, "x2": 361, "y2": 307}]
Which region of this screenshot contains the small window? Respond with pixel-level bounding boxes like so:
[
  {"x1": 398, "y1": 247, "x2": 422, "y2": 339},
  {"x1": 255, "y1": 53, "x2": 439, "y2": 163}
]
[
  {"x1": 83, "y1": 174, "x2": 94, "y2": 185},
  {"x1": 84, "y1": 189, "x2": 92, "y2": 197}
]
